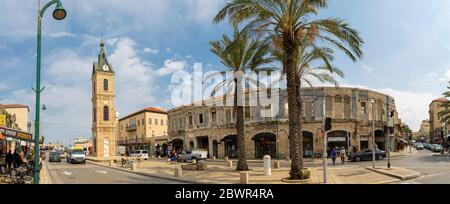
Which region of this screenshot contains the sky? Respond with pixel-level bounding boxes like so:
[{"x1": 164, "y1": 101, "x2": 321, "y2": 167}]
[{"x1": 1, "y1": 0, "x2": 449, "y2": 145}]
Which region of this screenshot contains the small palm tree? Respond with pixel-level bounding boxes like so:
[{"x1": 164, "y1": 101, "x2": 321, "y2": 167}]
[
  {"x1": 215, "y1": 0, "x2": 364, "y2": 180},
  {"x1": 209, "y1": 29, "x2": 273, "y2": 171}
]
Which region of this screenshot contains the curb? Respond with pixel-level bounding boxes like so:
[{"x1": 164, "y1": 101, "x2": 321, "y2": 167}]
[
  {"x1": 86, "y1": 161, "x2": 231, "y2": 184},
  {"x1": 363, "y1": 167, "x2": 422, "y2": 180}
]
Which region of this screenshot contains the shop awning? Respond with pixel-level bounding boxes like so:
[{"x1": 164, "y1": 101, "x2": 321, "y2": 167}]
[
  {"x1": 0, "y1": 127, "x2": 32, "y2": 142},
  {"x1": 0, "y1": 133, "x2": 5, "y2": 140},
  {"x1": 220, "y1": 135, "x2": 237, "y2": 142},
  {"x1": 252, "y1": 133, "x2": 276, "y2": 141},
  {"x1": 168, "y1": 138, "x2": 183, "y2": 144}
]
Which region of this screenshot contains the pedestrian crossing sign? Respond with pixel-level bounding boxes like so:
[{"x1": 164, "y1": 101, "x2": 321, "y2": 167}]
[{"x1": 0, "y1": 114, "x2": 5, "y2": 126}]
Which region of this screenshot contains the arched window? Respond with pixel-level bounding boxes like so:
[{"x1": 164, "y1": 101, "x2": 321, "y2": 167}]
[
  {"x1": 103, "y1": 106, "x2": 109, "y2": 121},
  {"x1": 103, "y1": 79, "x2": 109, "y2": 91}
]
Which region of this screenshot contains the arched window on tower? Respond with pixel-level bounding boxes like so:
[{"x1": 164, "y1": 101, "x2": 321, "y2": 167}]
[
  {"x1": 104, "y1": 79, "x2": 108, "y2": 91},
  {"x1": 103, "y1": 106, "x2": 109, "y2": 121}
]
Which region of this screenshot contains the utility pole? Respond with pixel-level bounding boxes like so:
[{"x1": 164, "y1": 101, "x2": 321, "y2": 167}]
[
  {"x1": 371, "y1": 99, "x2": 376, "y2": 169},
  {"x1": 322, "y1": 97, "x2": 328, "y2": 184},
  {"x1": 386, "y1": 96, "x2": 394, "y2": 169}
]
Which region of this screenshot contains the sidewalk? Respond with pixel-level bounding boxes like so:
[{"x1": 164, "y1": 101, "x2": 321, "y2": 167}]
[
  {"x1": 87, "y1": 159, "x2": 404, "y2": 184},
  {"x1": 390, "y1": 148, "x2": 418, "y2": 158}
]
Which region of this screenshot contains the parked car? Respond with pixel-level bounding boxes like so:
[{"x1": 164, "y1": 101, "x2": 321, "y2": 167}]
[
  {"x1": 416, "y1": 143, "x2": 424, "y2": 150},
  {"x1": 177, "y1": 150, "x2": 208, "y2": 162},
  {"x1": 130, "y1": 150, "x2": 149, "y2": 160},
  {"x1": 432, "y1": 144, "x2": 443, "y2": 152},
  {"x1": 348, "y1": 149, "x2": 386, "y2": 162},
  {"x1": 49, "y1": 151, "x2": 61, "y2": 162}
]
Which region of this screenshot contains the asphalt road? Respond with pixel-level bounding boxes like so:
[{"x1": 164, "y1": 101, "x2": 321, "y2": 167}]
[{"x1": 44, "y1": 159, "x2": 187, "y2": 184}]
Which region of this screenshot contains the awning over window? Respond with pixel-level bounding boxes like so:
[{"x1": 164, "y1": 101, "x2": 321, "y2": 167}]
[
  {"x1": 0, "y1": 127, "x2": 32, "y2": 142},
  {"x1": 252, "y1": 133, "x2": 276, "y2": 141},
  {"x1": 220, "y1": 135, "x2": 237, "y2": 142}
]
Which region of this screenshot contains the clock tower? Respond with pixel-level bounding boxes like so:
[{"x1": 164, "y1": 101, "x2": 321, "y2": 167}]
[{"x1": 91, "y1": 40, "x2": 116, "y2": 159}]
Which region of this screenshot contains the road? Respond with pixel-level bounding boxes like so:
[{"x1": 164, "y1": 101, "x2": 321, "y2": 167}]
[{"x1": 44, "y1": 159, "x2": 187, "y2": 184}]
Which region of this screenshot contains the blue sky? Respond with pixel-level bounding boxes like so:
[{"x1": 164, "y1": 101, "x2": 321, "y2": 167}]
[{"x1": 1, "y1": 0, "x2": 449, "y2": 144}]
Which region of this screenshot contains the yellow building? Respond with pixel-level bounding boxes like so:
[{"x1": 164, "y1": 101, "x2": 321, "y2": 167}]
[
  {"x1": 419, "y1": 120, "x2": 430, "y2": 140},
  {"x1": 91, "y1": 41, "x2": 116, "y2": 159},
  {"x1": 429, "y1": 98, "x2": 449, "y2": 143},
  {"x1": 118, "y1": 107, "x2": 168, "y2": 154},
  {"x1": 1, "y1": 104, "x2": 30, "y2": 132}
]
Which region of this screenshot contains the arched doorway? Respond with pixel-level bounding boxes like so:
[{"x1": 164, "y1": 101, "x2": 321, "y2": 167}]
[
  {"x1": 253, "y1": 133, "x2": 276, "y2": 159},
  {"x1": 103, "y1": 138, "x2": 109, "y2": 158},
  {"x1": 303, "y1": 131, "x2": 314, "y2": 158},
  {"x1": 169, "y1": 138, "x2": 184, "y2": 153},
  {"x1": 375, "y1": 130, "x2": 385, "y2": 150},
  {"x1": 189, "y1": 141, "x2": 195, "y2": 150},
  {"x1": 221, "y1": 135, "x2": 237, "y2": 158},
  {"x1": 327, "y1": 131, "x2": 349, "y2": 155},
  {"x1": 212, "y1": 140, "x2": 219, "y2": 158}
]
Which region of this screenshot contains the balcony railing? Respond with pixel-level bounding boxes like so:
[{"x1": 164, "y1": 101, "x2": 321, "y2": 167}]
[{"x1": 126, "y1": 124, "x2": 137, "y2": 132}]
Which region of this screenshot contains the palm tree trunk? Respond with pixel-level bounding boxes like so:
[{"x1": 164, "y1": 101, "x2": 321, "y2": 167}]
[
  {"x1": 284, "y1": 37, "x2": 303, "y2": 180},
  {"x1": 295, "y1": 75, "x2": 304, "y2": 171},
  {"x1": 235, "y1": 76, "x2": 248, "y2": 171}
]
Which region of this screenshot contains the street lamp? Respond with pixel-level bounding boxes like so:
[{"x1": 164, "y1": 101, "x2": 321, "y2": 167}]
[
  {"x1": 371, "y1": 98, "x2": 376, "y2": 169},
  {"x1": 275, "y1": 114, "x2": 280, "y2": 161},
  {"x1": 33, "y1": 0, "x2": 67, "y2": 184}
]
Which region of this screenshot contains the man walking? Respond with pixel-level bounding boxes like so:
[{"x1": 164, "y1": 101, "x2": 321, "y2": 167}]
[
  {"x1": 5, "y1": 150, "x2": 13, "y2": 170},
  {"x1": 331, "y1": 148, "x2": 337, "y2": 166},
  {"x1": 340, "y1": 147, "x2": 346, "y2": 165}
]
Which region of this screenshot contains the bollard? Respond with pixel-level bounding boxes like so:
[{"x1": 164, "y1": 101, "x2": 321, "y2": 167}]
[
  {"x1": 152, "y1": 155, "x2": 155, "y2": 159},
  {"x1": 212, "y1": 156, "x2": 216, "y2": 160},
  {"x1": 264, "y1": 155, "x2": 272, "y2": 176},
  {"x1": 131, "y1": 162, "x2": 138, "y2": 170},
  {"x1": 175, "y1": 167, "x2": 183, "y2": 177},
  {"x1": 192, "y1": 159, "x2": 197, "y2": 164},
  {"x1": 109, "y1": 160, "x2": 113, "y2": 167},
  {"x1": 158, "y1": 155, "x2": 161, "y2": 159},
  {"x1": 273, "y1": 161, "x2": 280, "y2": 169},
  {"x1": 1, "y1": 166, "x2": 4, "y2": 174},
  {"x1": 227, "y1": 160, "x2": 233, "y2": 168},
  {"x1": 240, "y1": 171, "x2": 249, "y2": 184},
  {"x1": 199, "y1": 161, "x2": 208, "y2": 171},
  {"x1": 224, "y1": 156, "x2": 229, "y2": 161}
]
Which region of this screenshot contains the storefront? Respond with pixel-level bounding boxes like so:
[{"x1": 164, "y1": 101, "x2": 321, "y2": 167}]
[
  {"x1": 0, "y1": 127, "x2": 33, "y2": 167},
  {"x1": 303, "y1": 132, "x2": 314, "y2": 158},
  {"x1": 375, "y1": 130, "x2": 385, "y2": 150},
  {"x1": 253, "y1": 133, "x2": 277, "y2": 159},
  {"x1": 221, "y1": 135, "x2": 237, "y2": 158},
  {"x1": 327, "y1": 131, "x2": 349, "y2": 151},
  {"x1": 360, "y1": 136, "x2": 369, "y2": 150}
]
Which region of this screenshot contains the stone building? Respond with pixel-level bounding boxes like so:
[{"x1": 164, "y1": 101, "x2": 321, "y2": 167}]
[
  {"x1": 168, "y1": 87, "x2": 402, "y2": 159},
  {"x1": 91, "y1": 41, "x2": 117, "y2": 159},
  {"x1": 419, "y1": 120, "x2": 430, "y2": 141},
  {"x1": 1, "y1": 104, "x2": 30, "y2": 132},
  {"x1": 117, "y1": 107, "x2": 168, "y2": 154},
  {"x1": 429, "y1": 98, "x2": 449, "y2": 143}
]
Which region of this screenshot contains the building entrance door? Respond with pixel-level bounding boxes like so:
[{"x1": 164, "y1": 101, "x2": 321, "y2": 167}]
[{"x1": 254, "y1": 133, "x2": 276, "y2": 159}]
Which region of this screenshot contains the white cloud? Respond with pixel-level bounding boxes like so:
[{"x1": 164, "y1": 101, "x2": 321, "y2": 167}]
[
  {"x1": 166, "y1": 48, "x2": 172, "y2": 53},
  {"x1": 157, "y1": 59, "x2": 188, "y2": 76},
  {"x1": 362, "y1": 65, "x2": 374, "y2": 73},
  {"x1": 47, "y1": 32, "x2": 76, "y2": 38},
  {"x1": 143, "y1": 47, "x2": 159, "y2": 54},
  {"x1": 439, "y1": 70, "x2": 450, "y2": 82},
  {"x1": 380, "y1": 88, "x2": 435, "y2": 131}
]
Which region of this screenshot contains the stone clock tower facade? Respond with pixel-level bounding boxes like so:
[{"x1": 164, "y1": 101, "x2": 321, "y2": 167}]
[{"x1": 91, "y1": 40, "x2": 116, "y2": 159}]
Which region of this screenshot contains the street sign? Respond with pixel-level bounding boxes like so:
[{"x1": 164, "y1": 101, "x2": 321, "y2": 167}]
[{"x1": 0, "y1": 114, "x2": 5, "y2": 126}]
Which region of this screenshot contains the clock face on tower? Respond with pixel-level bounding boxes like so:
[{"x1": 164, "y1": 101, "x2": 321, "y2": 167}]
[{"x1": 102, "y1": 64, "x2": 109, "y2": 71}]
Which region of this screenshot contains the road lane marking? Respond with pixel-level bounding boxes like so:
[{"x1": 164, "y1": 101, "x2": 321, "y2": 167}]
[
  {"x1": 97, "y1": 170, "x2": 107, "y2": 174},
  {"x1": 62, "y1": 170, "x2": 73, "y2": 176}
]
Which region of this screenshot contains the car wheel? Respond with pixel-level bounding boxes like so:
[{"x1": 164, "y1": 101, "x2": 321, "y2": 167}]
[{"x1": 355, "y1": 157, "x2": 360, "y2": 162}]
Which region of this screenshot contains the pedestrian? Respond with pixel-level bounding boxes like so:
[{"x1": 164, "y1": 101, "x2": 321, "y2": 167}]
[
  {"x1": 331, "y1": 148, "x2": 337, "y2": 166},
  {"x1": 340, "y1": 147, "x2": 346, "y2": 165},
  {"x1": 12, "y1": 151, "x2": 20, "y2": 168},
  {"x1": 5, "y1": 150, "x2": 13, "y2": 170}
]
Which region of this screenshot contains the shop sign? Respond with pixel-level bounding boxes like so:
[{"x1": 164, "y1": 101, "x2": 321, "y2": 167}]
[
  {"x1": 0, "y1": 114, "x2": 5, "y2": 126},
  {"x1": 0, "y1": 127, "x2": 32, "y2": 142},
  {"x1": 328, "y1": 137, "x2": 346, "y2": 142}
]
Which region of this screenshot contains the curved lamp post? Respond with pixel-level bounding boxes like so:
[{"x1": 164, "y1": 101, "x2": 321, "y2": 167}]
[{"x1": 34, "y1": 0, "x2": 66, "y2": 184}]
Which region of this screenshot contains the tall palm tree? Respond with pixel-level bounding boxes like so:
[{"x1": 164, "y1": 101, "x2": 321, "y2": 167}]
[
  {"x1": 209, "y1": 29, "x2": 273, "y2": 171},
  {"x1": 214, "y1": 0, "x2": 364, "y2": 180}
]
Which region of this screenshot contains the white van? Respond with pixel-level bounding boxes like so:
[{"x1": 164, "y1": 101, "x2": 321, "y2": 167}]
[{"x1": 130, "y1": 150, "x2": 149, "y2": 160}]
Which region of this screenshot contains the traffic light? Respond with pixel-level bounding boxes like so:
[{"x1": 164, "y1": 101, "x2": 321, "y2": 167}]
[{"x1": 325, "y1": 117, "x2": 332, "y2": 131}]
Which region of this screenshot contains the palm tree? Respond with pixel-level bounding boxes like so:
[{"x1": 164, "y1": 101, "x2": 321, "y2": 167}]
[
  {"x1": 437, "y1": 83, "x2": 450, "y2": 138},
  {"x1": 214, "y1": 0, "x2": 364, "y2": 180},
  {"x1": 209, "y1": 29, "x2": 273, "y2": 171}
]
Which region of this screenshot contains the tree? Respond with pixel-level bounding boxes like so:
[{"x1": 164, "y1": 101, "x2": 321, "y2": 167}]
[
  {"x1": 438, "y1": 82, "x2": 450, "y2": 125},
  {"x1": 209, "y1": 29, "x2": 273, "y2": 171},
  {"x1": 215, "y1": 0, "x2": 364, "y2": 180}
]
